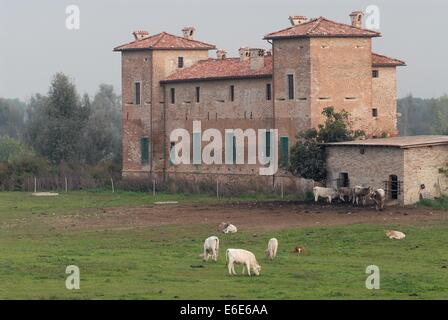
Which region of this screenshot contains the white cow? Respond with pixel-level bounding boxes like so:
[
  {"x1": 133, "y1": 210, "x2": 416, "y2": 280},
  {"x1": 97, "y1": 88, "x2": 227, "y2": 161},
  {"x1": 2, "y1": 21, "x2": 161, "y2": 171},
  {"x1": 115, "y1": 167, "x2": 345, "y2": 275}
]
[
  {"x1": 222, "y1": 224, "x2": 238, "y2": 234},
  {"x1": 201, "y1": 236, "x2": 219, "y2": 262},
  {"x1": 352, "y1": 186, "x2": 372, "y2": 205},
  {"x1": 265, "y1": 238, "x2": 278, "y2": 260},
  {"x1": 385, "y1": 230, "x2": 406, "y2": 240},
  {"x1": 369, "y1": 188, "x2": 386, "y2": 211},
  {"x1": 313, "y1": 187, "x2": 339, "y2": 204},
  {"x1": 226, "y1": 249, "x2": 261, "y2": 276}
]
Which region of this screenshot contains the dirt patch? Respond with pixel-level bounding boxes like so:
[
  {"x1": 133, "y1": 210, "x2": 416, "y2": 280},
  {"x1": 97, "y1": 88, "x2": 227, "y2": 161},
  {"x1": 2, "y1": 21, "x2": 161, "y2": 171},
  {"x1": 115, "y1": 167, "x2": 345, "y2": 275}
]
[{"x1": 46, "y1": 201, "x2": 448, "y2": 232}]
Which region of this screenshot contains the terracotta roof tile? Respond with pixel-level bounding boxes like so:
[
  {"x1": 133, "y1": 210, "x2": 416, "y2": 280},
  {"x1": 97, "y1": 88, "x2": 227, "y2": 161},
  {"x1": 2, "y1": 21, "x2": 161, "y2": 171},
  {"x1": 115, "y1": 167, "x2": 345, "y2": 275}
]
[
  {"x1": 264, "y1": 17, "x2": 380, "y2": 39},
  {"x1": 114, "y1": 32, "x2": 216, "y2": 51},
  {"x1": 161, "y1": 56, "x2": 273, "y2": 83},
  {"x1": 372, "y1": 53, "x2": 406, "y2": 67}
]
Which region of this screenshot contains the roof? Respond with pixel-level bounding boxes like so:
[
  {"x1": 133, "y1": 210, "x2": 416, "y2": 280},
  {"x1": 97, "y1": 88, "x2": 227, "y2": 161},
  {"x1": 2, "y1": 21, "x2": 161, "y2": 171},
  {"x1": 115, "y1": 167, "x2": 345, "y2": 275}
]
[
  {"x1": 161, "y1": 56, "x2": 273, "y2": 83},
  {"x1": 264, "y1": 17, "x2": 381, "y2": 39},
  {"x1": 325, "y1": 136, "x2": 448, "y2": 149},
  {"x1": 114, "y1": 32, "x2": 216, "y2": 51},
  {"x1": 372, "y1": 53, "x2": 406, "y2": 67}
]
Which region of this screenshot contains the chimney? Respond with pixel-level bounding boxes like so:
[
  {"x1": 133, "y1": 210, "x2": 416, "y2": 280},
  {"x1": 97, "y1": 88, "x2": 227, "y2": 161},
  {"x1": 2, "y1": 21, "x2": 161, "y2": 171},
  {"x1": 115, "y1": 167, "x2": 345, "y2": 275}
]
[
  {"x1": 239, "y1": 47, "x2": 251, "y2": 62},
  {"x1": 289, "y1": 15, "x2": 309, "y2": 26},
  {"x1": 132, "y1": 30, "x2": 150, "y2": 41},
  {"x1": 349, "y1": 11, "x2": 364, "y2": 28},
  {"x1": 182, "y1": 27, "x2": 196, "y2": 40},
  {"x1": 216, "y1": 49, "x2": 227, "y2": 60},
  {"x1": 249, "y1": 48, "x2": 265, "y2": 71}
]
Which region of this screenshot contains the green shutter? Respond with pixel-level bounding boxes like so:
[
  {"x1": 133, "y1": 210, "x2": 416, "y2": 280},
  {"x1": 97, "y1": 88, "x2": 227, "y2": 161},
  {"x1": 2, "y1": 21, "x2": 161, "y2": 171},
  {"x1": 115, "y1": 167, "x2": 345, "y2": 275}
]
[
  {"x1": 141, "y1": 137, "x2": 149, "y2": 165},
  {"x1": 280, "y1": 136, "x2": 289, "y2": 167},
  {"x1": 265, "y1": 131, "x2": 271, "y2": 158}
]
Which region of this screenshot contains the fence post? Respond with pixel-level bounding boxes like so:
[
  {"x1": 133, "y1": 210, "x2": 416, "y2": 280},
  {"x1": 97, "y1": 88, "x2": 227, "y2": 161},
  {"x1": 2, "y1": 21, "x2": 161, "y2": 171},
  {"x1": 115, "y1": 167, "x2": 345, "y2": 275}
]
[
  {"x1": 216, "y1": 179, "x2": 219, "y2": 199},
  {"x1": 65, "y1": 177, "x2": 68, "y2": 193},
  {"x1": 281, "y1": 178, "x2": 284, "y2": 199},
  {"x1": 111, "y1": 177, "x2": 115, "y2": 193},
  {"x1": 34, "y1": 177, "x2": 37, "y2": 193},
  {"x1": 152, "y1": 180, "x2": 156, "y2": 197}
]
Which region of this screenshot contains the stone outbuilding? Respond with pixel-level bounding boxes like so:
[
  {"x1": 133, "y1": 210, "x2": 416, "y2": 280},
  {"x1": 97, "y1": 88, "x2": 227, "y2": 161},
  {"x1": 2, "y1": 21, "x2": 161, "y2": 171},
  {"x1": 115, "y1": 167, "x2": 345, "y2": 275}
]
[{"x1": 325, "y1": 136, "x2": 448, "y2": 205}]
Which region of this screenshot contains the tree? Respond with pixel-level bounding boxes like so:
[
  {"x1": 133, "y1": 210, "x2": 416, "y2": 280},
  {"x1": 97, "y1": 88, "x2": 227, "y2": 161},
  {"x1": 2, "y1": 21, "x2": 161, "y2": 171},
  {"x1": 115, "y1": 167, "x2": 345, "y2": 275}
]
[
  {"x1": 0, "y1": 98, "x2": 25, "y2": 138},
  {"x1": 24, "y1": 73, "x2": 89, "y2": 164},
  {"x1": 290, "y1": 107, "x2": 365, "y2": 181},
  {"x1": 82, "y1": 84, "x2": 121, "y2": 165}
]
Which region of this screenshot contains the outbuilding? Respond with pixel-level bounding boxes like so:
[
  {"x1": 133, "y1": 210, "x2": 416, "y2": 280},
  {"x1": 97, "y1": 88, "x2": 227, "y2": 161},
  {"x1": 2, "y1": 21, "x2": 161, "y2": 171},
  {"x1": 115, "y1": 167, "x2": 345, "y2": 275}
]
[{"x1": 325, "y1": 136, "x2": 448, "y2": 205}]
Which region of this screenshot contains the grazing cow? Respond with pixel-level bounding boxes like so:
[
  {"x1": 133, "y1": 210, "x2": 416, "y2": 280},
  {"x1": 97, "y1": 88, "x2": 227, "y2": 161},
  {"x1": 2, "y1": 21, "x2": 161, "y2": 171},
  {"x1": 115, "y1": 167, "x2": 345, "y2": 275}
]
[
  {"x1": 313, "y1": 187, "x2": 339, "y2": 204},
  {"x1": 201, "y1": 236, "x2": 219, "y2": 262},
  {"x1": 338, "y1": 187, "x2": 353, "y2": 203},
  {"x1": 265, "y1": 238, "x2": 278, "y2": 260},
  {"x1": 385, "y1": 230, "x2": 406, "y2": 240},
  {"x1": 352, "y1": 186, "x2": 372, "y2": 205},
  {"x1": 222, "y1": 224, "x2": 237, "y2": 234},
  {"x1": 293, "y1": 246, "x2": 305, "y2": 254},
  {"x1": 369, "y1": 188, "x2": 386, "y2": 211},
  {"x1": 226, "y1": 249, "x2": 261, "y2": 276}
]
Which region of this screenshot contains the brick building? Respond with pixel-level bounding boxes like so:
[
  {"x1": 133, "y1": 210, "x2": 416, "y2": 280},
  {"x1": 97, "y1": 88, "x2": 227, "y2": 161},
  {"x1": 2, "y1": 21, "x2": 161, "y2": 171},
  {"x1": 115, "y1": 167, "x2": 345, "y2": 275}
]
[
  {"x1": 114, "y1": 11, "x2": 405, "y2": 185},
  {"x1": 325, "y1": 136, "x2": 448, "y2": 205}
]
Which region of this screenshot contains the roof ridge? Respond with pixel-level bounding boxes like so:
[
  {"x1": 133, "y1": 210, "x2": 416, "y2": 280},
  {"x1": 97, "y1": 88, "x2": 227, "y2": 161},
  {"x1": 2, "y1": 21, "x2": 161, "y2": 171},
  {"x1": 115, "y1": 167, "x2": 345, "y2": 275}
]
[
  {"x1": 306, "y1": 17, "x2": 324, "y2": 34},
  {"x1": 319, "y1": 17, "x2": 381, "y2": 35}
]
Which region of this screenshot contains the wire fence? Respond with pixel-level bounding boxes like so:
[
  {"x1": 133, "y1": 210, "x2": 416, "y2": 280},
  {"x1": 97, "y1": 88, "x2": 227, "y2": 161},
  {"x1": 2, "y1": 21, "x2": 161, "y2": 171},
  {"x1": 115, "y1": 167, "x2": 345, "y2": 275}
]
[{"x1": 0, "y1": 174, "x2": 315, "y2": 198}]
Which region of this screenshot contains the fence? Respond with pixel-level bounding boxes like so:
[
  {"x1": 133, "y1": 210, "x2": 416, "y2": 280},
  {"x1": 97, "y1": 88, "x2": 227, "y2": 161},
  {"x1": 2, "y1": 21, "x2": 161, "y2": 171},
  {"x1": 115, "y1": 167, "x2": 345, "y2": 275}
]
[{"x1": 0, "y1": 173, "x2": 314, "y2": 198}]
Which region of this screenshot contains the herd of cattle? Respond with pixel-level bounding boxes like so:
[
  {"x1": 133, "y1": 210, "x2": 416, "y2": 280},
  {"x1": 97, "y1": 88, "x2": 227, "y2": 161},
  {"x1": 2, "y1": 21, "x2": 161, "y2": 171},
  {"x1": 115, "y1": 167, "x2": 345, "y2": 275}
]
[
  {"x1": 200, "y1": 223, "x2": 283, "y2": 277},
  {"x1": 313, "y1": 186, "x2": 387, "y2": 210},
  {"x1": 199, "y1": 188, "x2": 400, "y2": 277}
]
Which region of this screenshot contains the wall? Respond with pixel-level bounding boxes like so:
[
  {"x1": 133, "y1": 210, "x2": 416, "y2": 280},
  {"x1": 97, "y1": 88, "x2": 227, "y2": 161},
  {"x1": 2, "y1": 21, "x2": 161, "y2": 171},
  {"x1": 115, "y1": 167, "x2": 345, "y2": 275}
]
[
  {"x1": 326, "y1": 145, "x2": 405, "y2": 204},
  {"x1": 163, "y1": 77, "x2": 275, "y2": 175},
  {"x1": 309, "y1": 37, "x2": 375, "y2": 135},
  {"x1": 372, "y1": 66, "x2": 398, "y2": 136},
  {"x1": 403, "y1": 145, "x2": 448, "y2": 205}
]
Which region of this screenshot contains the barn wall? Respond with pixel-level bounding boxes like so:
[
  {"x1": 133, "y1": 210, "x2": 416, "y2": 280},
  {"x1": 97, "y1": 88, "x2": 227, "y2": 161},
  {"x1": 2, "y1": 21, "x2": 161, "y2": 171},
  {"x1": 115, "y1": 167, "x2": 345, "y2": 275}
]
[
  {"x1": 325, "y1": 145, "x2": 405, "y2": 204},
  {"x1": 403, "y1": 145, "x2": 448, "y2": 205}
]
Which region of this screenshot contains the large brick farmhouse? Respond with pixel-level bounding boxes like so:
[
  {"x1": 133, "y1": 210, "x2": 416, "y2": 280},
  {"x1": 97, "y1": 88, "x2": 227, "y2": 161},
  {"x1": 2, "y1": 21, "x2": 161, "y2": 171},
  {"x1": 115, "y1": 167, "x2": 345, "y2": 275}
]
[{"x1": 114, "y1": 11, "x2": 405, "y2": 187}]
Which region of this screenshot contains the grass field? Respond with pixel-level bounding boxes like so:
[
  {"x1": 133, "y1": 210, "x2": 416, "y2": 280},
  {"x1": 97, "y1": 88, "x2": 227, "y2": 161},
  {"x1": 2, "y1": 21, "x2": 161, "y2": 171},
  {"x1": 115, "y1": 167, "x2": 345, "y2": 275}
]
[{"x1": 1, "y1": 191, "x2": 448, "y2": 299}]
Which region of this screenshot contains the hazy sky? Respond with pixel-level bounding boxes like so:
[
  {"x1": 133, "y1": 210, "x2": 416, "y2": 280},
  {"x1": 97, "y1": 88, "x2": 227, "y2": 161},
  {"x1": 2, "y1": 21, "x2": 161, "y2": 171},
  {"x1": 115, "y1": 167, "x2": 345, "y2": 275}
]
[{"x1": 0, "y1": 0, "x2": 446, "y2": 101}]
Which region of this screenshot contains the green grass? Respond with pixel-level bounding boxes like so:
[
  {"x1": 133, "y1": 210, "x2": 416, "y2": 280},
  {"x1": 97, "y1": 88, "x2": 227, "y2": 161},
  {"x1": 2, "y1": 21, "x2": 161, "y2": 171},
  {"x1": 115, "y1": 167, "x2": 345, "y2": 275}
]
[
  {"x1": 0, "y1": 191, "x2": 448, "y2": 299},
  {"x1": 419, "y1": 196, "x2": 448, "y2": 210}
]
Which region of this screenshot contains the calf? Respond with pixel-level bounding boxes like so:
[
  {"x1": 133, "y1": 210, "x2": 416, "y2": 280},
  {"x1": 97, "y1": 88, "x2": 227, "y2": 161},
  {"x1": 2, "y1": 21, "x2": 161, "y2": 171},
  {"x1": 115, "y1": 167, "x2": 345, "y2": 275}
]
[
  {"x1": 338, "y1": 187, "x2": 353, "y2": 203},
  {"x1": 202, "y1": 236, "x2": 219, "y2": 262},
  {"x1": 222, "y1": 224, "x2": 237, "y2": 234},
  {"x1": 369, "y1": 188, "x2": 386, "y2": 211},
  {"x1": 313, "y1": 187, "x2": 339, "y2": 204},
  {"x1": 226, "y1": 249, "x2": 261, "y2": 276},
  {"x1": 385, "y1": 230, "x2": 406, "y2": 240},
  {"x1": 265, "y1": 238, "x2": 278, "y2": 260},
  {"x1": 352, "y1": 186, "x2": 372, "y2": 205}
]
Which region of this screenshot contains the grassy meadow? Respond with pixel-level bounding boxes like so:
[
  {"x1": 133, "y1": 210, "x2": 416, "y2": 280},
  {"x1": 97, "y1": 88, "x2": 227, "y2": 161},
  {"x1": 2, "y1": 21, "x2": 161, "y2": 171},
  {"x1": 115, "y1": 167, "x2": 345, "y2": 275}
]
[{"x1": 0, "y1": 191, "x2": 447, "y2": 299}]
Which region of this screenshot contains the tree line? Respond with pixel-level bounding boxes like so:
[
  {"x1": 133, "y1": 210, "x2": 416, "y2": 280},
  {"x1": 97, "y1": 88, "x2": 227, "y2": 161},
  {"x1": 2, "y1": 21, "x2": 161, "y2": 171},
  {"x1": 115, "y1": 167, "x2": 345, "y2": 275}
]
[{"x1": 0, "y1": 73, "x2": 121, "y2": 190}]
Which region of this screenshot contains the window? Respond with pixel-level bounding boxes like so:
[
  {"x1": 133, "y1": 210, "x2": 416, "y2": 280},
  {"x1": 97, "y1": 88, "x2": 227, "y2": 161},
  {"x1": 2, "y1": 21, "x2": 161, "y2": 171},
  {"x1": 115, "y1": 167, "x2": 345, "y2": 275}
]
[
  {"x1": 195, "y1": 87, "x2": 200, "y2": 103},
  {"x1": 279, "y1": 136, "x2": 289, "y2": 167},
  {"x1": 287, "y1": 74, "x2": 294, "y2": 100},
  {"x1": 230, "y1": 85, "x2": 235, "y2": 102},
  {"x1": 372, "y1": 108, "x2": 378, "y2": 117},
  {"x1": 266, "y1": 83, "x2": 272, "y2": 101},
  {"x1": 140, "y1": 137, "x2": 149, "y2": 165},
  {"x1": 134, "y1": 82, "x2": 141, "y2": 105},
  {"x1": 372, "y1": 70, "x2": 379, "y2": 78},
  {"x1": 170, "y1": 88, "x2": 175, "y2": 104},
  {"x1": 338, "y1": 172, "x2": 350, "y2": 188},
  {"x1": 178, "y1": 57, "x2": 184, "y2": 68},
  {"x1": 265, "y1": 131, "x2": 271, "y2": 158}
]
